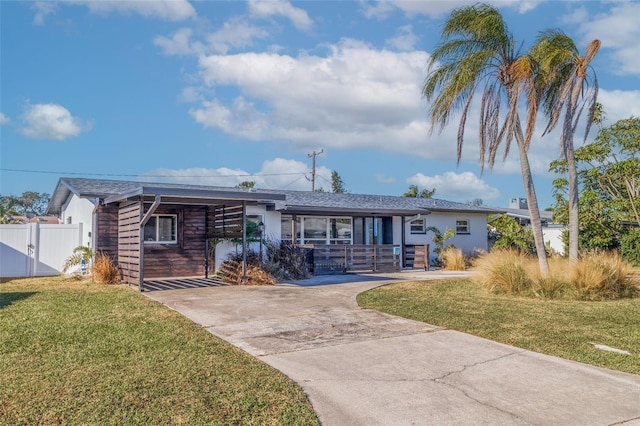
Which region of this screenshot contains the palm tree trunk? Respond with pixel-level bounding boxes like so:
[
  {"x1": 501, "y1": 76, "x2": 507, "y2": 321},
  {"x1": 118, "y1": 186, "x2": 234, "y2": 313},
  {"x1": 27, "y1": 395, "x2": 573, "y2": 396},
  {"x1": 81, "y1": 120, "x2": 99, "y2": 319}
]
[
  {"x1": 514, "y1": 119, "x2": 550, "y2": 277},
  {"x1": 517, "y1": 141, "x2": 550, "y2": 276},
  {"x1": 564, "y1": 80, "x2": 583, "y2": 263}
]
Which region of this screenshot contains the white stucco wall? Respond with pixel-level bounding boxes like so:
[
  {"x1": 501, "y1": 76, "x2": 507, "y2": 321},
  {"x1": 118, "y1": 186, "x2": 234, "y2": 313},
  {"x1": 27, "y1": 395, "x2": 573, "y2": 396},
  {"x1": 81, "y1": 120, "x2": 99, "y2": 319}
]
[
  {"x1": 213, "y1": 206, "x2": 279, "y2": 268},
  {"x1": 543, "y1": 226, "x2": 565, "y2": 255},
  {"x1": 404, "y1": 212, "x2": 489, "y2": 261},
  {"x1": 61, "y1": 195, "x2": 96, "y2": 248}
]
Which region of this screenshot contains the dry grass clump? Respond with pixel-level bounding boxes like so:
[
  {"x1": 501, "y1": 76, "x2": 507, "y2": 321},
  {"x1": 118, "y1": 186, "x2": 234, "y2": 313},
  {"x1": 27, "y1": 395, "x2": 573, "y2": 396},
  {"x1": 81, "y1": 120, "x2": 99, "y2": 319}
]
[
  {"x1": 473, "y1": 250, "x2": 533, "y2": 295},
  {"x1": 473, "y1": 249, "x2": 638, "y2": 300},
  {"x1": 216, "y1": 260, "x2": 276, "y2": 286},
  {"x1": 91, "y1": 252, "x2": 120, "y2": 284},
  {"x1": 441, "y1": 247, "x2": 466, "y2": 271},
  {"x1": 569, "y1": 251, "x2": 637, "y2": 300}
]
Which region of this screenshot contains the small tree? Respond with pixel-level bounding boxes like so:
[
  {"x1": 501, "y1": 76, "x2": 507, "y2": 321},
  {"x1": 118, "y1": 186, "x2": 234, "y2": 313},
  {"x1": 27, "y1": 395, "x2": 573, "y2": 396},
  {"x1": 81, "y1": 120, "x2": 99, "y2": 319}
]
[
  {"x1": 331, "y1": 170, "x2": 347, "y2": 194},
  {"x1": 402, "y1": 185, "x2": 436, "y2": 198},
  {"x1": 426, "y1": 226, "x2": 455, "y2": 265},
  {"x1": 237, "y1": 181, "x2": 256, "y2": 189}
]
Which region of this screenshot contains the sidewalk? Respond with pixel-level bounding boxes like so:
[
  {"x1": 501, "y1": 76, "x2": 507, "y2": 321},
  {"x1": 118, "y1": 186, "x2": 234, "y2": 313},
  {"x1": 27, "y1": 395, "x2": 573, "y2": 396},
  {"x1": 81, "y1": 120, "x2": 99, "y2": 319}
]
[{"x1": 147, "y1": 273, "x2": 640, "y2": 425}]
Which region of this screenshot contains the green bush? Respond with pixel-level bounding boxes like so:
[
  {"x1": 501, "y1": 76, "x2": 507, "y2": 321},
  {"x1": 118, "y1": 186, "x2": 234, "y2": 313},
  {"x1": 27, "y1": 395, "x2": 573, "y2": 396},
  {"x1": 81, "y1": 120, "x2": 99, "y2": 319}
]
[{"x1": 620, "y1": 229, "x2": 640, "y2": 266}]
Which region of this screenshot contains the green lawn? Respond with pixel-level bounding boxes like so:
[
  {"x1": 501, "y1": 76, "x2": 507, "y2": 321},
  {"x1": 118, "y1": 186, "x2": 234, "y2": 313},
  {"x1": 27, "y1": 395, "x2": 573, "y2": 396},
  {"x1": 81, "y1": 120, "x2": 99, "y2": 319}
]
[
  {"x1": 0, "y1": 276, "x2": 319, "y2": 425},
  {"x1": 358, "y1": 279, "x2": 640, "y2": 376}
]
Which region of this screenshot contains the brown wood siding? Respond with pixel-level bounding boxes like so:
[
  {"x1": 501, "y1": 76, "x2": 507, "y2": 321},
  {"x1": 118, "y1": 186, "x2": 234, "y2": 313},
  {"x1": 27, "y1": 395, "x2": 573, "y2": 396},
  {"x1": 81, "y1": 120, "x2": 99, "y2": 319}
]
[
  {"x1": 143, "y1": 206, "x2": 207, "y2": 278},
  {"x1": 118, "y1": 202, "x2": 141, "y2": 285},
  {"x1": 95, "y1": 204, "x2": 119, "y2": 258},
  {"x1": 404, "y1": 244, "x2": 430, "y2": 270},
  {"x1": 207, "y1": 204, "x2": 243, "y2": 239}
]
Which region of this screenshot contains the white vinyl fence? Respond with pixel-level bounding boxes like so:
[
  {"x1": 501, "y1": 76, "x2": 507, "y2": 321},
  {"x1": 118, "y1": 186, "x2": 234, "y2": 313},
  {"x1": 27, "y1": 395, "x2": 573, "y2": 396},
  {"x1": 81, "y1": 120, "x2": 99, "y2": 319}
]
[{"x1": 0, "y1": 223, "x2": 82, "y2": 278}]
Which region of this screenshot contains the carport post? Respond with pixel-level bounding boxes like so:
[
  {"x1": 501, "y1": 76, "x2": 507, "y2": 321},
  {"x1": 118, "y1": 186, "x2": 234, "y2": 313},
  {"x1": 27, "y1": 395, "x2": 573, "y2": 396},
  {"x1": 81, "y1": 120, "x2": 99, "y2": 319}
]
[
  {"x1": 139, "y1": 194, "x2": 162, "y2": 291},
  {"x1": 242, "y1": 201, "x2": 247, "y2": 280}
]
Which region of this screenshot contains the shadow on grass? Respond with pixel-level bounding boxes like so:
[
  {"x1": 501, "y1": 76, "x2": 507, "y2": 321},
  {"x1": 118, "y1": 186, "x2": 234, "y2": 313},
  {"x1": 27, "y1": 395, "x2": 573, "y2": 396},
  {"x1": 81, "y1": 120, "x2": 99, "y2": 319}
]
[{"x1": 0, "y1": 292, "x2": 37, "y2": 309}]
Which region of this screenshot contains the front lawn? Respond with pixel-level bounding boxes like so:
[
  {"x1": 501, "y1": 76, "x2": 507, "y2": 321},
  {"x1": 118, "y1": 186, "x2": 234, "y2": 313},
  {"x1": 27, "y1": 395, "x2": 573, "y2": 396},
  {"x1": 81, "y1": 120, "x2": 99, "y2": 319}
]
[
  {"x1": 0, "y1": 276, "x2": 319, "y2": 425},
  {"x1": 358, "y1": 279, "x2": 640, "y2": 376}
]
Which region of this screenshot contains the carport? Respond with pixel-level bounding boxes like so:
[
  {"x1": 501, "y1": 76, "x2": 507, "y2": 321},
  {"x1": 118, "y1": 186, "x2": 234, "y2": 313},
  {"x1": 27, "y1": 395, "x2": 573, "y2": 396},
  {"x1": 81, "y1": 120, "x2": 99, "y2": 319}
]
[{"x1": 102, "y1": 185, "x2": 285, "y2": 291}]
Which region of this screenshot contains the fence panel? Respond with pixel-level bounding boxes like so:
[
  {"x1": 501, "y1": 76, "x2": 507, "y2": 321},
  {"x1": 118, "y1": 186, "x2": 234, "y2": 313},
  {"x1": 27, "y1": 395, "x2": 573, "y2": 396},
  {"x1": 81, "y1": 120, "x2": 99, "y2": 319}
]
[
  {"x1": 36, "y1": 224, "x2": 83, "y2": 276},
  {"x1": 0, "y1": 224, "x2": 81, "y2": 278},
  {"x1": 0, "y1": 225, "x2": 31, "y2": 277}
]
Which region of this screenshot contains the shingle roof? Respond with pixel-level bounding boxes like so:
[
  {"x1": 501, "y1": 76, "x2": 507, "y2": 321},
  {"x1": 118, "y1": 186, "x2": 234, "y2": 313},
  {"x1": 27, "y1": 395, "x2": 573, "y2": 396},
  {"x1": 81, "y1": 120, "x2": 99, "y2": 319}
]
[{"x1": 47, "y1": 177, "x2": 503, "y2": 216}]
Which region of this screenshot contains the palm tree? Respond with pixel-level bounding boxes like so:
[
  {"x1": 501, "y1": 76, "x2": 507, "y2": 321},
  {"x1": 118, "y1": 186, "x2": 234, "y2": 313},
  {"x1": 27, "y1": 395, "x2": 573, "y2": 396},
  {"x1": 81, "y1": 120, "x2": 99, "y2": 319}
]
[
  {"x1": 423, "y1": 3, "x2": 550, "y2": 275},
  {"x1": 531, "y1": 30, "x2": 600, "y2": 262}
]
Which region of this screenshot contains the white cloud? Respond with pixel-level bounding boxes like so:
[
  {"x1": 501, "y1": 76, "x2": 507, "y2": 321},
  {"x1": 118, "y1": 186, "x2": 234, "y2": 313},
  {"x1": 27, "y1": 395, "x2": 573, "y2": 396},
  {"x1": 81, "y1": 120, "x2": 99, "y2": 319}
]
[
  {"x1": 191, "y1": 39, "x2": 437, "y2": 155},
  {"x1": 35, "y1": 0, "x2": 196, "y2": 24},
  {"x1": 598, "y1": 89, "x2": 640, "y2": 122},
  {"x1": 385, "y1": 25, "x2": 418, "y2": 51},
  {"x1": 140, "y1": 158, "x2": 329, "y2": 191},
  {"x1": 205, "y1": 17, "x2": 269, "y2": 54},
  {"x1": 20, "y1": 103, "x2": 89, "y2": 140},
  {"x1": 363, "y1": 0, "x2": 543, "y2": 18},
  {"x1": 154, "y1": 28, "x2": 202, "y2": 56},
  {"x1": 31, "y1": 1, "x2": 57, "y2": 25},
  {"x1": 248, "y1": 0, "x2": 312, "y2": 31},
  {"x1": 573, "y1": 2, "x2": 640, "y2": 75},
  {"x1": 0, "y1": 113, "x2": 10, "y2": 125},
  {"x1": 375, "y1": 174, "x2": 397, "y2": 184},
  {"x1": 407, "y1": 171, "x2": 500, "y2": 202},
  {"x1": 155, "y1": 19, "x2": 268, "y2": 56}
]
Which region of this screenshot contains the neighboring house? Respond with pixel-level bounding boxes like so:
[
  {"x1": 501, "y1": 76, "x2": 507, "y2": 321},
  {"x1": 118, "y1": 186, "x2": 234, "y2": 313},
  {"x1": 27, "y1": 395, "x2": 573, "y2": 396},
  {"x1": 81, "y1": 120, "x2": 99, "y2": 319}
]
[
  {"x1": 4, "y1": 215, "x2": 59, "y2": 224},
  {"x1": 502, "y1": 197, "x2": 564, "y2": 254},
  {"x1": 47, "y1": 177, "x2": 502, "y2": 288}
]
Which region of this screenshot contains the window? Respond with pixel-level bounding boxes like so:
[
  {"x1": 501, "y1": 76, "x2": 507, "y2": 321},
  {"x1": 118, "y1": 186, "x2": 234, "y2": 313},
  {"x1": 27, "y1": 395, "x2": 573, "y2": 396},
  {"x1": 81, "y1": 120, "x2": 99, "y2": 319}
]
[
  {"x1": 410, "y1": 218, "x2": 425, "y2": 234},
  {"x1": 144, "y1": 215, "x2": 177, "y2": 243},
  {"x1": 456, "y1": 219, "x2": 470, "y2": 234},
  {"x1": 280, "y1": 215, "x2": 352, "y2": 245},
  {"x1": 304, "y1": 217, "x2": 328, "y2": 244}
]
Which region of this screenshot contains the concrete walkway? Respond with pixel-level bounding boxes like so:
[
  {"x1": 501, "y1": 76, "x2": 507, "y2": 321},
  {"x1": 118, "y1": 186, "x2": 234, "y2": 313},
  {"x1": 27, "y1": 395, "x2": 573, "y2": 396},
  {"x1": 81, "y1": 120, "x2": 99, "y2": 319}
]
[{"x1": 147, "y1": 272, "x2": 640, "y2": 426}]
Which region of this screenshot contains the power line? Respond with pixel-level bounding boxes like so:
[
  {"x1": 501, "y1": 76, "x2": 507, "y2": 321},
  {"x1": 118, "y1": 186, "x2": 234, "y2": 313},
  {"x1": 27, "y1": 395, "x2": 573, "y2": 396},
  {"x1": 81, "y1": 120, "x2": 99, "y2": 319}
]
[{"x1": 0, "y1": 168, "x2": 306, "y2": 179}]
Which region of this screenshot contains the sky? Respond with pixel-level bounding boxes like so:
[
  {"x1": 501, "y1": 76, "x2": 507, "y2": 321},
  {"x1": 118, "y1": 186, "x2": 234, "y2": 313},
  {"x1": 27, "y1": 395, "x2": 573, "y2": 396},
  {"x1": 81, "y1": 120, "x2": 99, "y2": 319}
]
[{"x1": 1, "y1": 0, "x2": 639, "y2": 209}]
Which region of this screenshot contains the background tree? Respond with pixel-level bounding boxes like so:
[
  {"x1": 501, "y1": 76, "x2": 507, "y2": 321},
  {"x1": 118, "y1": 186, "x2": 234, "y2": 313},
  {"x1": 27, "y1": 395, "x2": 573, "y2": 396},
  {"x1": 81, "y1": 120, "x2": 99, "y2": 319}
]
[
  {"x1": 0, "y1": 195, "x2": 20, "y2": 223},
  {"x1": 488, "y1": 214, "x2": 537, "y2": 254},
  {"x1": 550, "y1": 116, "x2": 640, "y2": 254},
  {"x1": 237, "y1": 181, "x2": 256, "y2": 189},
  {"x1": 422, "y1": 3, "x2": 550, "y2": 275},
  {"x1": 330, "y1": 170, "x2": 347, "y2": 194},
  {"x1": 402, "y1": 184, "x2": 436, "y2": 198},
  {"x1": 1, "y1": 192, "x2": 50, "y2": 218},
  {"x1": 532, "y1": 30, "x2": 600, "y2": 262}
]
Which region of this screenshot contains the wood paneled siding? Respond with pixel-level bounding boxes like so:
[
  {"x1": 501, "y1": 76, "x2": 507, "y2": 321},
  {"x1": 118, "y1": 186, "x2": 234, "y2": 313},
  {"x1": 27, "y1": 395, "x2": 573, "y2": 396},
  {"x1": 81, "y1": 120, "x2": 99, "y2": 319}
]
[
  {"x1": 118, "y1": 202, "x2": 141, "y2": 285},
  {"x1": 143, "y1": 206, "x2": 208, "y2": 279},
  {"x1": 95, "y1": 204, "x2": 119, "y2": 259},
  {"x1": 207, "y1": 204, "x2": 243, "y2": 239}
]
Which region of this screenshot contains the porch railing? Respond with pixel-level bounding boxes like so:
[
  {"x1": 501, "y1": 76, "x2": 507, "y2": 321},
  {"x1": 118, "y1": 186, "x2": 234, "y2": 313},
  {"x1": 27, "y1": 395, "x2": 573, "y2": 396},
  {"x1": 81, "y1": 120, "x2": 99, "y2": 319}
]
[{"x1": 311, "y1": 244, "x2": 400, "y2": 275}]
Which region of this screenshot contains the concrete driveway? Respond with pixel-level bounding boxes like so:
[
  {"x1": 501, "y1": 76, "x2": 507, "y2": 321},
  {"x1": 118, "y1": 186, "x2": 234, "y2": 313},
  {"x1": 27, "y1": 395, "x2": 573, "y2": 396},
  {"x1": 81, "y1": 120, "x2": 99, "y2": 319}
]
[{"x1": 147, "y1": 272, "x2": 640, "y2": 426}]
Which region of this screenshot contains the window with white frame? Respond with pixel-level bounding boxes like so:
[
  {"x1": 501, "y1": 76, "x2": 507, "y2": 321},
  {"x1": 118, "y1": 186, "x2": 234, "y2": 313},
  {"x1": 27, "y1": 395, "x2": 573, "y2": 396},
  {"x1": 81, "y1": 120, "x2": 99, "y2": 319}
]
[
  {"x1": 280, "y1": 215, "x2": 352, "y2": 244},
  {"x1": 144, "y1": 215, "x2": 177, "y2": 243},
  {"x1": 455, "y1": 219, "x2": 470, "y2": 234},
  {"x1": 410, "y1": 218, "x2": 426, "y2": 234}
]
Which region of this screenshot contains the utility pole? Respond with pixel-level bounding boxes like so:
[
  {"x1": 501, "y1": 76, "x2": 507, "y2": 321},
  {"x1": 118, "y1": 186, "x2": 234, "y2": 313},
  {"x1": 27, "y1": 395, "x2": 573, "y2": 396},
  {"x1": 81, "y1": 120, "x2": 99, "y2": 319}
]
[{"x1": 308, "y1": 149, "x2": 323, "y2": 191}]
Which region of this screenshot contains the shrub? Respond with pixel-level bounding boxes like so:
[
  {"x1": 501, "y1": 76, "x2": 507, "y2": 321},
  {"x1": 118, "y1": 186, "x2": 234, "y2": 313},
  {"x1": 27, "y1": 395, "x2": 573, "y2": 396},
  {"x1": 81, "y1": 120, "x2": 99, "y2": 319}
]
[
  {"x1": 262, "y1": 240, "x2": 310, "y2": 280},
  {"x1": 62, "y1": 246, "x2": 94, "y2": 274},
  {"x1": 474, "y1": 249, "x2": 638, "y2": 300},
  {"x1": 620, "y1": 229, "x2": 640, "y2": 266},
  {"x1": 473, "y1": 250, "x2": 533, "y2": 295},
  {"x1": 569, "y1": 251, "x2": 637, "y2": 300},
  {"x1": 92, "y1": 252, "x2": 120, "y2": 284},
  {"x1": 441, "y1": 247, "x2": 466, "y2": 271}
]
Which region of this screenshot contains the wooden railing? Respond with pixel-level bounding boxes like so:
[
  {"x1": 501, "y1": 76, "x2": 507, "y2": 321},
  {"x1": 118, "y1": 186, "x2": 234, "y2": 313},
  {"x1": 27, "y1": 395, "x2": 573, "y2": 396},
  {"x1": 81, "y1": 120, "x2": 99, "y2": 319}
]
[
  {"x1": 311, "y1": 244, "x2": 400, "y2": 275},
  {"x1": 404, "y1": 244, "x2": 430, "y2": 270}
]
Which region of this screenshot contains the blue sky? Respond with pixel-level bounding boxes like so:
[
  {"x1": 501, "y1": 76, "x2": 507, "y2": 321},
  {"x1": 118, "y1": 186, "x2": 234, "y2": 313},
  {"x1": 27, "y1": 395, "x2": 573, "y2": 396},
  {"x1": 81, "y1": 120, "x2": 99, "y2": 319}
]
[{"x1": 1, "y1": 0, "x2": 639, "y2": 209}]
